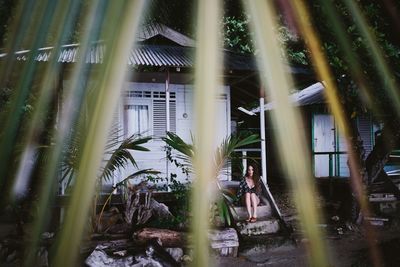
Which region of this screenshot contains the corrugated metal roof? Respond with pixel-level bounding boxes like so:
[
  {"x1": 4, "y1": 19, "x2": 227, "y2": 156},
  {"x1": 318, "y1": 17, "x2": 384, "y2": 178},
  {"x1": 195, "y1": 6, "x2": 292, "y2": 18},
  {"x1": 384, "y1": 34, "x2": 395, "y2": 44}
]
[
  {"x1": 0, "y1": 43, "x2": 259, "y2": 70},
  {"x1": 251, "y1": 82, "x2": 325, "y2": 112},
  {"x1": 137, "y1": 24, "x2": 195, "y2": 47}
]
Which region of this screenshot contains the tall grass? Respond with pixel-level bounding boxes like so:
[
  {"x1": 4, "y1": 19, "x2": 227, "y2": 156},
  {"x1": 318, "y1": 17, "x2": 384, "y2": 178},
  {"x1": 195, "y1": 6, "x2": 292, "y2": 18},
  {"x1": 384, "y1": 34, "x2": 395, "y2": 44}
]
[{"x1": 0, "y1": 0, "x2": 397, "y2": 266}]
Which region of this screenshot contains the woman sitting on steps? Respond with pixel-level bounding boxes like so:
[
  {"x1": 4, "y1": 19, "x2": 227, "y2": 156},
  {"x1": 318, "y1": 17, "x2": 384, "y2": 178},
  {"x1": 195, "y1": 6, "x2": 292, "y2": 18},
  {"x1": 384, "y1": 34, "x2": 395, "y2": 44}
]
[{"x1": 236, "y1": 164, "x2": 262, "y2": 223}]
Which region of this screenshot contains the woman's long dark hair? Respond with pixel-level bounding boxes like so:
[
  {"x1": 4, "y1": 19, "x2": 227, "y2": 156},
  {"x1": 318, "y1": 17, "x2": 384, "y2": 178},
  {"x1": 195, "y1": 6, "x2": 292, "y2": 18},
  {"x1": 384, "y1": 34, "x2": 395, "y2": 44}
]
[{"x1": 245, "y1": 163, "x2": 261, "y2": 189}]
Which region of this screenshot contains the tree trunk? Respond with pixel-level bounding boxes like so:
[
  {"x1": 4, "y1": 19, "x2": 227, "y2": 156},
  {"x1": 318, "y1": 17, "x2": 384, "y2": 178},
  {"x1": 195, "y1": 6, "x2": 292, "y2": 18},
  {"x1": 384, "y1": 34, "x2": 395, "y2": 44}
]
[
  {"x1": 349, "y1": 117, "x2": 400, "y2": 222},
  {"x1": 346, "y1": 116, "x2": 368, "y2": 223},
  {"x1": 132, "y1": 228, "x2": 187, "y2": 247},
  {"x1": 366, "y1": 119, "x2": 400, "y2": 184}
]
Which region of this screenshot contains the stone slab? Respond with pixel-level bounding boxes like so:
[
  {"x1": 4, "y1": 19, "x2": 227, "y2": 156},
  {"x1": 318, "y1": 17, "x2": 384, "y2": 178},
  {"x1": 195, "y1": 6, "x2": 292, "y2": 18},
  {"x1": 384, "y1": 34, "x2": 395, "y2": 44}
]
[{"x1": 236, "y1": 219, "x2": 280, "y2": 236}]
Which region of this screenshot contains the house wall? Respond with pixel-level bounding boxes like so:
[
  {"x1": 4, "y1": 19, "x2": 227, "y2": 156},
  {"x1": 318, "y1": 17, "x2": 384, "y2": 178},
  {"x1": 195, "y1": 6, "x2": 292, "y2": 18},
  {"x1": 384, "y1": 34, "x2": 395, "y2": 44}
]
[
  {"x1": 117, "y1": 82, "x2": 231, "y2": 186},
  {"x1": 262, "y1": 108, "x2": 377, "y2": 181},
  {"x1": 312, "y1": 112, "x2": 376, "y2": 178},
  {"x1": 58, "y1": 78, "x2": 232, "y2": 194}
]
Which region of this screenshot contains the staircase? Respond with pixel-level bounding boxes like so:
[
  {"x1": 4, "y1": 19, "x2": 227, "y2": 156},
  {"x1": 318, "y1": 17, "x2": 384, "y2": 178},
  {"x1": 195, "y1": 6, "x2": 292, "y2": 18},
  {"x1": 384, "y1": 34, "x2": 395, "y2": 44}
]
[
  {"x1": 219, "y1": 180, "x2": 287, "y2": 236},
  {"x1": 365, "y1": 176, "x2": 400, "y2": 225}
]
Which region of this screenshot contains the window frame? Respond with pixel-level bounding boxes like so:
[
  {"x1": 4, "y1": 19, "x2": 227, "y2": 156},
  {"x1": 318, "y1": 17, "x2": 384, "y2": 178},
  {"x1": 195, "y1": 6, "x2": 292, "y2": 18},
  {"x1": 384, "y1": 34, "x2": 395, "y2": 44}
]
[{"x1": 122, "y1": 98, "x2": 153, "y2": 138}]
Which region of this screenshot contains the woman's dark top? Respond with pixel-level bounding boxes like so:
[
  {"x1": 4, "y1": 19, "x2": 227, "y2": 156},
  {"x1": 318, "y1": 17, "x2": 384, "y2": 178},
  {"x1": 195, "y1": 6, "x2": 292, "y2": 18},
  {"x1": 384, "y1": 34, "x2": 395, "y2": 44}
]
[{"x1": 236, "y1": 176, "x2": 261, "y2": 200}]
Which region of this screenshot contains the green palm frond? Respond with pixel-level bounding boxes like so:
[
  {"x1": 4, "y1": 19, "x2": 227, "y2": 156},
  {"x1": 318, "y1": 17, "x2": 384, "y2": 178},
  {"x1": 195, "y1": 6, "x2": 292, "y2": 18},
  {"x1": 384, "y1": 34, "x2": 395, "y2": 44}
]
[
  {"x1": 99, "y1": 134, "x2": 151, "y2": 182},
  {"x1": 115, "y1": 168, "x2": 161, "y2": 188},
  {"x1": 60, "y1": 126, "x2": 83, "y2": 186},
  {"x1": 61, "y1": 122, "x2": 152, "y2": 187},
  {"x1": 163, "y1": 132, "x2": 195, "y2": 174},
  {"x1": 162, "y1": 131, "x2": 194, "y2": 158},
  {"x1": 164, "y1": 131, "x2": 260, "y2": 177},
  {"x1": 217, "y1": 199, "x2": 232, "y2": 226},
  {"x1": 214, "y1": 133, "x2": 260, "y2": 172}
]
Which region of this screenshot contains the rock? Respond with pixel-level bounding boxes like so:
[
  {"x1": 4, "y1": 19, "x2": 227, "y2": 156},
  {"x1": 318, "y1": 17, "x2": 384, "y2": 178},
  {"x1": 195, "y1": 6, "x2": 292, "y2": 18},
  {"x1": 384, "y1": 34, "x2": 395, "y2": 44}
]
[
  {"x1": 41, "y1": 232, "x2": 54, "y2": 239},
  {"x1": 132, "y1": 256, "x2": 163, "y2": 267},
  {"x1": 0, "y1": 244, "x2": 7, "y2": 261},
  {"x1": 36, "y1": 247, "x2": 48, "y2": 267},
  {"x1": 85, "y1": 245, "x2": 134, "y2": 267},
  {"x1": 331, "y1": 215, "x2": 340, "y2": 222},
  {"x1": 85, "y1": 242, "x2": 179, "y2": 267},
  {"x1": 337, "y1": 227, "x2": 344, "y2": 235},
  {"x1": 151, "y1": 200, "x2": 173, "y2": 219},
  {"x1": 113, "y1": 250, "x2": 127, "y2": 257},
  {"x1": 6, "y1": 250, "x2": 17, "y2": 263},
  {"x1": 165, "y1": 247, "x2": 183, "y2": 262},
  {"x1": 181, "y1": 254, "x2": 192, "y2": 263},
  {"x1": 141, "y1": 240, "x2": 180, "y2": 266}
]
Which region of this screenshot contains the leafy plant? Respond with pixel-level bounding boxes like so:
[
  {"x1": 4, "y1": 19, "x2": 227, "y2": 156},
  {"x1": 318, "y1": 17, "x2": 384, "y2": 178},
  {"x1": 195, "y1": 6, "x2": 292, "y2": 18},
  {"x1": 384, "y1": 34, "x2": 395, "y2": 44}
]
[
  {"x1": 162, "y1": 131, "x2": 260, "y2": 226},
  {"x1": 60, "y1": 129, "x2": 152, "y2": 190},
  {"x1": 60, "y1": 124, "x2": 159, "y2": 232}
]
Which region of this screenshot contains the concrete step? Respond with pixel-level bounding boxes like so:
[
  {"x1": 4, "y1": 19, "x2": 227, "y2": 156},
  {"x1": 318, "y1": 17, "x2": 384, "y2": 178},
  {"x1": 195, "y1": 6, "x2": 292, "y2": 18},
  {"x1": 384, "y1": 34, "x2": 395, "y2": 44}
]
[
  {"x1": 236, "y1": 218, "x2": 280, "y2": 236},
  {"x1": 369, "y1": 193, "x2": 398, "y2": 202},
  {"x1": 231, "y1": 204, "x2": 272, "y2": 221},
  {"x1": 208, "y1": 228, "x2": 239, "y2": 257}
]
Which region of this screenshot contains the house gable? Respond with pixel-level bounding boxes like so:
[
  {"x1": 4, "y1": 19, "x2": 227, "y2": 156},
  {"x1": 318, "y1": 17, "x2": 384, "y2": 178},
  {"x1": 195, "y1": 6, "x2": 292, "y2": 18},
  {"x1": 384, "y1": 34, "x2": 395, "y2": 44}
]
[{"x1": 137, "y1": 24, "x2": 195, "y2": 47}]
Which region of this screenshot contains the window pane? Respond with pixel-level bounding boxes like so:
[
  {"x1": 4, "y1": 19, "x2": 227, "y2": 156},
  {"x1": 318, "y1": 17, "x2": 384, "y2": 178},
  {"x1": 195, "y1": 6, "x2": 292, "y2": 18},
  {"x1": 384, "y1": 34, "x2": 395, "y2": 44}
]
[{"x1": 124, "y1": 105, "x2": 149, "y2": 136}]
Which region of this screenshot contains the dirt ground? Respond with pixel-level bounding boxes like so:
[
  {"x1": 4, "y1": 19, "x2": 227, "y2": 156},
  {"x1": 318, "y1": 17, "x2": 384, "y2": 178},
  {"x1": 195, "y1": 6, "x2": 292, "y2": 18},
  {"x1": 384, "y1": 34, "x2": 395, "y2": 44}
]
[
  {"x1": 215, "y1": 226, "x2": 400, "y2": 266},
  {"x1": 215, "y1": 181, "x2": 400, "y2": 266},
  {"x1": 2, "y1": 179, "x2": 400, "y2": 266}
]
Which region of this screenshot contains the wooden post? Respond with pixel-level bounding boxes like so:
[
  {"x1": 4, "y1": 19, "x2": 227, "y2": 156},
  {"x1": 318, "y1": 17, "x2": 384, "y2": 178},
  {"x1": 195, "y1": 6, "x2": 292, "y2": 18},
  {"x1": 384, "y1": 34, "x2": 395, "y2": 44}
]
[
  {"x1": 165, "y1": 69, "x2": 170, "y2": 187},
  {"x1": 259, "y1": 88, "x2": 267, "y2": 185},
  {"x1": 242, "y1": 150, "x2": 247, "y2": 174}
]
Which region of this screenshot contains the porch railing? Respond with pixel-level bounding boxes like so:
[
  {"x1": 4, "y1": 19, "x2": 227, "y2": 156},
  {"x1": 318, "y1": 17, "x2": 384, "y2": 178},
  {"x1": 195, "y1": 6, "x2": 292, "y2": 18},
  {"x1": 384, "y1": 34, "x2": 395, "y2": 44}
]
[{"x1": 313, "y1": 151, "x2": 347, "y2": 177}]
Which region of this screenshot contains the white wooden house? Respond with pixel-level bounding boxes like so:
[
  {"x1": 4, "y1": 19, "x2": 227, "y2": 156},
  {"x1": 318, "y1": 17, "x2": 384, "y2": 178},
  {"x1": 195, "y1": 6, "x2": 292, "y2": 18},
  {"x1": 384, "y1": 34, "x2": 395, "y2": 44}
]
[
  {"x1": 80, "y1": 26, "x2": 235, "y2": 187},
  {"x1": 2, "y1": 24, "x2": 314, "y2": 190},
  {"x1": 251, "y1": 82, "x2": 379, "y2": 179},
  {"x1": 0, "y1": 24, "x2": 258, "y2": 191}
]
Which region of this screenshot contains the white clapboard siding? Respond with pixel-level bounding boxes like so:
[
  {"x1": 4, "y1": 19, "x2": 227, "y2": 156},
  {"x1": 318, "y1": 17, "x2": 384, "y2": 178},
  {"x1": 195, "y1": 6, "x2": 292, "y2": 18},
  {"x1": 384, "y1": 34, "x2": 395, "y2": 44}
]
[
  {"x1": 216, "y1": 92, "x2": 231, "y2": 180},
  {"x1": 118, "y1": 82, "x2": 231, "y2": 184},
  {"x1": 337, "y1": 115, "x2": 373, "y2": 177},
  {"x1": 358, "y1": 115, "x2": 373, "y2": 156},
  {"x1": 176, "y1": 85, "x2": 194, "y2": 144}
]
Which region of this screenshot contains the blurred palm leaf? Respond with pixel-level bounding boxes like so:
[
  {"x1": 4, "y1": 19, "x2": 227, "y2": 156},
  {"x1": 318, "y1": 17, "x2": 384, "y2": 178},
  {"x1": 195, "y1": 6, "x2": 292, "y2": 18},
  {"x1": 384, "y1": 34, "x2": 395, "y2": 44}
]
[
  {"x1": 99, "y1": 134, "x2": 151, "y2": 182},
  {"x1": 61, "y1": 127, "x2": 152, "y2": 188}
]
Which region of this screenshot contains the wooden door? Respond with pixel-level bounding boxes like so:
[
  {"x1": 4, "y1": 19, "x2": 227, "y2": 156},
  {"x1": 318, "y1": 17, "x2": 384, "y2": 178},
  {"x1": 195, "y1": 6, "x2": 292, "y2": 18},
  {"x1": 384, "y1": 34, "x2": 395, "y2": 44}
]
[{"x1": 313, "y1": 114, "x2": 335, "y2": 177}]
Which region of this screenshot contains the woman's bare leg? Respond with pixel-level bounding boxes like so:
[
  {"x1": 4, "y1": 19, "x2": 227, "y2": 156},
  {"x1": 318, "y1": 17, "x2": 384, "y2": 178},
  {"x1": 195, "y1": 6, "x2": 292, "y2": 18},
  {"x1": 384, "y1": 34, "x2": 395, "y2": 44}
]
[
  {"x1": 250, "y1": 193, "x2": 260, "y2": 218},
  {"x1": 245, "y1": 193, "x2": 252, "y2": 219}
]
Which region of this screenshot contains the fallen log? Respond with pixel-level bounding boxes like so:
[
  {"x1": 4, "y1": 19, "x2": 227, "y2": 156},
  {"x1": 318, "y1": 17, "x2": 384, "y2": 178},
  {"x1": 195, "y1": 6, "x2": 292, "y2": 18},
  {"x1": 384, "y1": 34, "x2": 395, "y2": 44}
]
[{"x1": 132, "y1": 228, "x2": 187, "y2": 247}]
